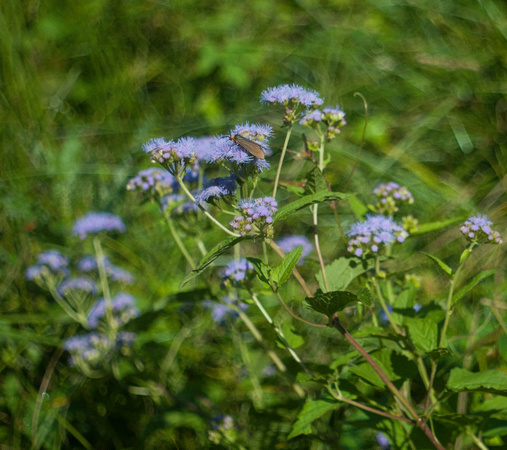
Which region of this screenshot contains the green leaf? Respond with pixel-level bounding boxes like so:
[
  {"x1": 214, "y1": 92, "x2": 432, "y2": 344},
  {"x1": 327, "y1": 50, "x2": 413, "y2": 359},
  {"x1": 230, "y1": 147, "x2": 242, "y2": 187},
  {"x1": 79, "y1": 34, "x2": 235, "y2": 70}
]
[
  {"x1": 427, "y1": 348, "x2": 452, "y2": 361},
  {"x1": 276, "y1": 322, "x2": 304, "y2": 349},
  {"x1": 347, "y1": 195, "x2": 369, "y2": 219},
  {"x1": 447, "y1": 368, "x2": 507, "y2": 395},
  {"x1": 421, "y1": 252, "x2": 454, "y2": 278},
  {"x1": 410, "y1": 217, "x2": 464, "y2": 235},
  {"x1": 315, "y1": 257, "x2": 374, "y2": 292},
  {"x1": 305, "y1": 290, "x2": 359, "y2": 320},
  {"x1": 304, "y1": 166, "x2": 328, "y2": 195},
  {"x1": 246, "y1": 257, "x2": 271, "y2": 288},
  {"x1": 272, "y1": 246, "x2": 302, "y2": 287},
  {"x1": 357, "y1": 287, "x2": 373, "y2": 307},
  {"x1": 405, "y1": 317, "x2": 438, "y2": 353},
  {"x1": 180, "y1": 236, "x2": 247, "y2": 287},
  {"x1": 452, "y1": 269, "x2": 495, "y2": 305},
  {"x1": 273, "y1": 191, "x2": 353, "y2": 223},
  {"x1": 287, "y1": 396, "x2": 337, "y2": 439}
]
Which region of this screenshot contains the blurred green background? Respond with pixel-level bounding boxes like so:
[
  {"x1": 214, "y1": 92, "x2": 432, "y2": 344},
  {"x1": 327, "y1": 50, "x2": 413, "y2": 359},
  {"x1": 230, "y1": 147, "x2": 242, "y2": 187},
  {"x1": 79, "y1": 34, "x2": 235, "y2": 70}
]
[{"x1": 1, "y1": 0, "x2": 506, "y2": 447}]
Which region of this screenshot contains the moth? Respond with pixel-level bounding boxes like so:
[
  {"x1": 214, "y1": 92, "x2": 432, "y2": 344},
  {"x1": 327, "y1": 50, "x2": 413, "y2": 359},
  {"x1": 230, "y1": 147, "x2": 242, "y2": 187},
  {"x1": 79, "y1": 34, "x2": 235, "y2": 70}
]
[{"x1": 230, "y1": 134, "x2": 265, "y2": 159}]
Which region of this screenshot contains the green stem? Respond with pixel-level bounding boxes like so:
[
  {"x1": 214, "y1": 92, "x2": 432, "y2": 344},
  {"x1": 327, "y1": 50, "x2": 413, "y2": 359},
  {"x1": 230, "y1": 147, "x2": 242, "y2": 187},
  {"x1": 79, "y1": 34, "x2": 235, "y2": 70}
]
[
  {"x1": 175, "y1": 175, "x2": 240, "y2": 237},
  {"x1": 332, "y1": 317, "x2": 444, "y2": 450},
  {"x1": 163, "y1": 212, "x2": 196, "y2": 270},
  {"x1": 272, "y1": 124, "x2": 293, "y2": 199},
  {"x1": 274, "y1": 290, "x2": 326, "y2": 328}
]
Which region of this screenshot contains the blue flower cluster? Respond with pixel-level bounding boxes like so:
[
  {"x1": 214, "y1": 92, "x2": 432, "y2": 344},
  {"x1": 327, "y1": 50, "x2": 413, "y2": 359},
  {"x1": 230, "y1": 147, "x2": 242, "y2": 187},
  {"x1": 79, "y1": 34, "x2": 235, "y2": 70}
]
[
  {"x1": 277, "y1": 235, "x2": 314, "y2": 266},
  {"x1": 25, "y1": 250, "x2": 70, "y2": 280},
  {"x1": 77, "y1": 255, "x2": 135, "y2": 284},
  {"x1": 347, "y1": 215, "x2": 409, "y2": 257},
  {"x1": 229, "y1": 197, "x2": 278, "y2": 237},
  {"x1": 195, "y1": 174, "x2": 238, "y2": 205},
  {"x1": 459, "y1": 214, "x2": 503, "y2": 244},
  {"x1": 373, "y1": 182, "x2": 414, "y2": 216},
  {"x1": 87, "y1": 293, "x2": 140, "y2": 329},
  {"x1": 142, "y1": 137, "x2": 196, "y2": 174},
  {"x1": 261, "y1": 84, "x2": 324, "y2": 125},
  {"x1": 72, "y1": 212, "x2": 126, "y2": 240},
  {"x1": 203, "y1": 296, "x2": 249, "y2": 324},
  {"x1": 57, "y1": 276, "x2": 98, "y2": 297},
  {"x1": 300, "y1": 105, "x2": 347, "y2": 140},
  {"x1": 126, "y1": 167, "x2": 177, "y2": 196},
  {"x1": 63, "y1": 331, "x2": 136, "y2": 367},
  {"x1": 221, "y1": 258, "x2": 255, "y2": 287}
]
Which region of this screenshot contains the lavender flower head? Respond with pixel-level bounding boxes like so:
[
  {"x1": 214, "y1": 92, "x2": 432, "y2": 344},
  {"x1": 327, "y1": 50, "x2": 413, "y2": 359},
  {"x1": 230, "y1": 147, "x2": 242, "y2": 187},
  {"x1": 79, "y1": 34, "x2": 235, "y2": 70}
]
[
  {"x1": 230, "y1": 122, "x2": 273, "y2": 157},
  {"x1": 221, "y1": 258, "x2": 255, "y2": 287},
  {"x1": 161, "y1": 193, "x2": 200, "y2": 215},
  {"x1": 57, "y1": 276, "x2": 98, "y2": 297},
  {"x1": 192, "y1": 136, "x2": 215, "y2": 168},
  {"x1": 77, "y1": 255, "x2": 134, "y2": 284},
  {"x1": 277, "y1": 235, "x2": 314, "y2": 266},
  {"x1": 459, "y1": 214, "x2": 503, "y2": 244},
  {"x1": 87, "y1": 293, "x2": 140, "y2": 329},
  {"x1": 126, "y1": 167, "x2": 176, "y2": 196},
  {"x1": 25, "y1": 250, "x2": 70, "y2": 280},
  {"x1": 373, "y1": 182, "x2": 414, "y2": 216},
  {"x1": 300, "y1": 105, "x2": 346, "y2": 139},
  {"x1": 195, "y1": 174, "x2": 238, "y2": 205},
  {"x1": 347, "y1": 214, "x2": 409, "y2": 257},
  {"x1": 72, "y1": 212, "x2": 126, "y2": 240},
  {"x1": 203, "y1": 296, "x2": 249, "y2": 324},
  {"x1": 229, "y1": 197, "x2": 278, "y2": 238},
  {"x1": 63, "y1": 330, "x2": 136, "y2": 368},
  {"x1": 142, "y1": 136, "x2": 196, "y2": 175},
  {"x1": 261, "y1": 84, "x2": 324, "y2": 124},
  {"x1": 261, "y1": 84, "x2": 323, "y2": 108}
]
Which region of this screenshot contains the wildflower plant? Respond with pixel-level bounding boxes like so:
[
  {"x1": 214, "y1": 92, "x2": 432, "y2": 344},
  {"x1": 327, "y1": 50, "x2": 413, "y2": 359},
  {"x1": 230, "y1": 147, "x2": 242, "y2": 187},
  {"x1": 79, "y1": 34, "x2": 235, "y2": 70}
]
[{"x1": 25, "y1": 83, "x2": 505, "y2": 449}]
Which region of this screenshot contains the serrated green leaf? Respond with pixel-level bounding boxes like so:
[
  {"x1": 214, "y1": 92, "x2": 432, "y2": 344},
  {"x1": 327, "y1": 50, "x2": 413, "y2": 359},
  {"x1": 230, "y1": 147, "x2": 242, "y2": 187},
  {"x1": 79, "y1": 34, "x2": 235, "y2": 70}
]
[
  {"x1": 287, "y1": 396, "x2": 337, "y2": 439},
  {"x1": 452, "y1": 269, "x2": 495, "y2": 305},
  {"x1": 305, "y1": 290, "x2": 358, "y2": 320},
  {"x1": 357, "y1": 287, "x2": 373, "y2": 307},
  {"x1": 272, "y1": 246, "x2": 302, "y2": 287},
  {"x1": 315, "y1": 257, "x2": 374, "y2": 292},
  {"x1": 180, "y1": 236, "x2": 247, "y2": 287},
  {"x1": 273, "y1": 191, "x2": 353, "y2": 223},
  {"x1": 304, "y1": 166, "x2": 328, "y2": 195},
  {"x1": 405, "y1": 317, "x2": 438, "y2": 353},
  {"x1": 421, "y1": 252, "x2": 454, "y2": 278},
  {"x1": 427, "y1": 348, "x2": 452, "y2": 361},
  {"x1": 447, "y1": 368, "x2": 507, "y2": 395},
  {"x1": 246, "y1": 257, "x2": 271, "y2": 288}
]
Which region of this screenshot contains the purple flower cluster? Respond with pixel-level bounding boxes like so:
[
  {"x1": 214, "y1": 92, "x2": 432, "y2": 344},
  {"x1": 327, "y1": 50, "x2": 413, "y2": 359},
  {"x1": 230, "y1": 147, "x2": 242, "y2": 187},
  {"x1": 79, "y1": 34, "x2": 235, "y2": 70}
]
[
  {"x1": 229, "y1": 197, "x2": 278, "y2": 237},
  {"x1": 459, "y1": 214, "x2": 503, "y2": 244},
  {"x1": 126, "y1": 167, "x2": 177, "y2": 196},
  {"x1": 277, "y1": 235, "x2": 314, "y2": 266},
  {"x1": 63, "y1": 330, "x2": 136, "y2": 367},
  {"x1": 195, "y1": 174, "x2": 238, "y2": 205},
  {"x1": 87, "y1": 293, "x2": 140, "y2": 329},
  {"x1": 347, "y1": 215, "x2": 409, "y2": 257},
  {"x1": 373, "y1": 182, "x2": 414, "y2": 216},
  {"x1": 57, "y1": 276, "x2": 98, "y2": 297},
  {"x1": 203, "y1": 296, "x2": 249, "y2": 324},
  {"x1": 161, "y1": 193, "x2": 200, "y2": 215},
  {"x1": 300, "y1": 105, "x2": 347, "y2": 140},
  {"x1": 261, "y1": 84, "x2": 324, "y2": 124},
  {"x1": 72, "y1": 212, "x2": 126, "y2": 240},
  {"x1": 77, "y1": 256, "x2": 134, "y2": 284},
  {"x1": 142, "y1": 137, "x2": 196, "y2": 172},
  {"x1": 25, "y1": 250, "x2": 70, "y2": 280},
  {"x1": 204, "y1": 124, "x2": 272, "y2": 172},
  {"x1": 261, "y1": 84, "x2": 323, "y2": 108},
  {"x1": 221, "y1": 258, "x2": 255, "y2": 287}
]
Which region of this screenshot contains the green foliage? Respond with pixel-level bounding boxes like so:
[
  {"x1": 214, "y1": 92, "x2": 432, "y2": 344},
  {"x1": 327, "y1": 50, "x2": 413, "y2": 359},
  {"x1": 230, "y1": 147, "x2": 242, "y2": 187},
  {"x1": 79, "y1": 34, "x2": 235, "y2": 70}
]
[{"x1": 1, "y1": 0, "x2": 506, "y2": 448}]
